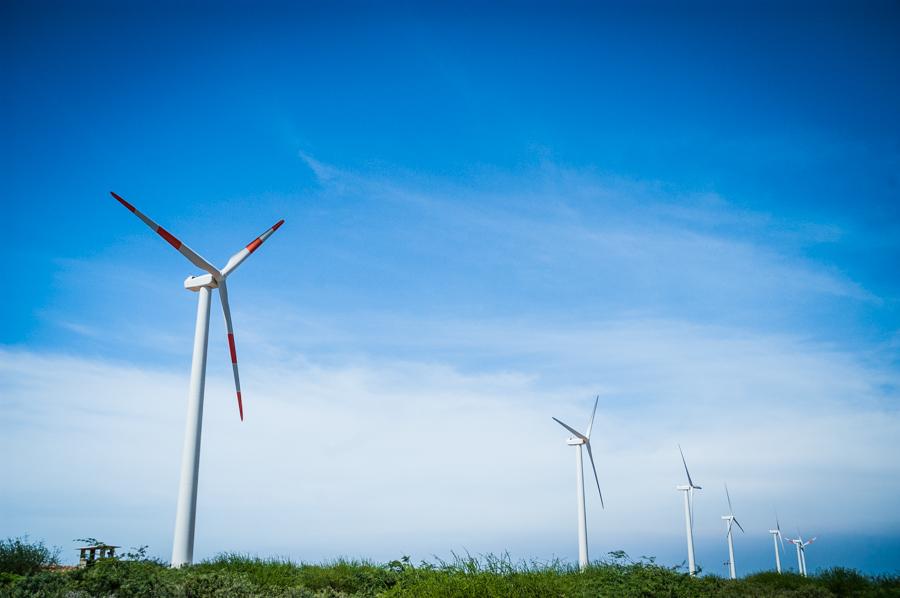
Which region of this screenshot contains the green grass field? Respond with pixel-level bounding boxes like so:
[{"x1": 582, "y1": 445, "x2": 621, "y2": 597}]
[{"x1": 2, "y1": 538, "x2": 899, "y2": 597}]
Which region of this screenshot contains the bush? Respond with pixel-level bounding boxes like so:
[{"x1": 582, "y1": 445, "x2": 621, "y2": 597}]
[
  {"x1": 0, "y1": 570, "x2": 80, "y2": 598},
  {"x1": 179, "y1": 569, "x2": 258, "y2": 597},
  {"x1": 66, "y1": 558, "x2": 177, "y2": 597},
  {"x1": 815, "y1": 567, "x2": 867, "y2": 594},
  {"x1": 0, "y1": 537, "x2": 60, "y2": 576}
]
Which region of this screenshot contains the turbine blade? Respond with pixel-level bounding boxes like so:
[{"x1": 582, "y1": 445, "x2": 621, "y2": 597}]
[
  {"x1": 733, "y1": 517, "x2": 746, "y2": 533},
  {"x1": 585, "y1": 395, "x2": 599, "y2": 440},
  {"x1": 725, "y1": 484, "x2": 734, "y2": 516},
  {"x1": 220, "y1": 219, "x2": 285, "y2": 277},
  {"x1": 552, "y1": 417, "x2": 587, "y2": 441},
  {"x1": 110, "y1": 192, "x2": 220, "y2": 278},
  {"x1": 678, "y1": 444, "x2": 696, "y2": 488},
  {"x1": 806, "y1": 537, "x2": 817, "y2": 546},
  {"x1": 218, "y1": 281, "x2": 244, "y2": 421},
  {"x1": 585, "y1": 441, "x2": 604, "y2": 509},
  {"x1": 776, "y1": 511, "x2": 785, "y2": 552}
]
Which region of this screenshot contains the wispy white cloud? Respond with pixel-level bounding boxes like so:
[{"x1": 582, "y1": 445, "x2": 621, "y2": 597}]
[
  {"x1": 295, "y1": 154, "x2": 876, "y2": 310},
  {"x1": 55, "y1": 320, "x2": 102, "y2": 339}
]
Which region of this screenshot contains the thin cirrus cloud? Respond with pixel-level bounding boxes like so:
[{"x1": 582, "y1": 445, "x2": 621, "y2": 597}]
[{"x1": 287, "y1": 154, "x2": 873, "y2": 313}]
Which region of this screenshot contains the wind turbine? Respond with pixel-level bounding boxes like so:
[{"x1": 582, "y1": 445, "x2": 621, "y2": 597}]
[
  {"x1": 110, "y1": 191, "x2": 284, "y2": 567},
  {"x1": 768, "y1": 513, "x2": 786, "y2": 573},
  {"x1": 676, "y1": 444, "x2": 701, "y2": 575},
  {"x1": 552, "y1": 396, "x2": 604, "y2": 571},
  {"x1": 788, "y1": 532, "x2": 816, "y2": 576},
  {"x1": 721, "y1": 484, "x2": 745, "y2": 580}
]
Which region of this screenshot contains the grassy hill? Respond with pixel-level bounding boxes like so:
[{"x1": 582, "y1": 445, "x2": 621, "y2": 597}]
[{"x1": 2, "y1": 538, "x2": 898, "y2": 597}]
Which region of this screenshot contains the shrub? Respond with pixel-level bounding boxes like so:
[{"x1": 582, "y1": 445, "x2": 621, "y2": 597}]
[
  {"x1": 67, "y1": 558, "x2": 177, "y2": 597},
  {"x1": 0, "y1": 570, "x2": 80, "y2": 598},
  {"x1": 0, "y1": 537, "x2": 60, "y2": 576},
  {"x1": 817, "y1": 567, "x2": 873, "y2": 595},
  {"x1": 179, "y1": 569, "x2": 258, "y2": 597}
]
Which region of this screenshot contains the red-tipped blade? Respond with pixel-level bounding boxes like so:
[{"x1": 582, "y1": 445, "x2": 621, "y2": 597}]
[
  {"x1": 218, "y1": 280, "x2": 244, "y2": 421},
  {"x1": 221, "y1": 219, "x2": 285, "y2": 277},
  {"x1": 109, "y1": 192, "x2": 221, "y2": 278}
]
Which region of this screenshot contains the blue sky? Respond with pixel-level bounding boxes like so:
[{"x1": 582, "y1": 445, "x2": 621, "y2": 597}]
[{"x1": 2, "y1": 1, "x2": 900, "y2": 575}]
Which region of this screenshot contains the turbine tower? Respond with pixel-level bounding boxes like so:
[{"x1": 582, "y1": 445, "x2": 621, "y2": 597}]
[
  {"x1": 552, "y1": 396, "x2": 604, "y2": 571},
  {"x1": 788, "y1": 532, "x2": 816, "y2": 577},
  {"x1": 721, "y1": 484, "x2": 745, "y2": 580},
  {"x1": 676, "y1": 445, "x2": 701, "y2": 575},
  {"x1": 110, "y1": 192, "x2": 284, "y2": 567},
  {"x1": 768, "y1": 513, "x2": 786, "y2": 573}
]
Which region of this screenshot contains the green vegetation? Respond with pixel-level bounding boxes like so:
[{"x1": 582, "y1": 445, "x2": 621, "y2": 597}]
[
  {"x1": 1, "y1": 538, "x2": 898, "y2": 597},
  {"x1": 0, "y1": 536, "x2": 60, "y2": 579}
]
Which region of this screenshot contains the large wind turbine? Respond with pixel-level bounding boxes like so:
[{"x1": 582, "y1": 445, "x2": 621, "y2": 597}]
[
  {"x1": 110, "y1": 191, "x2": 284, "y2": 567},
  {"x1": 788, "y1": 532, "x2": 816, "y2": 576},
  {"x1": 552, "y1": 396, "x2": 604, "y2": 571},
  {"x1": 721, "y1": 484, "x2": 745, "y2": 580},
  {"x1": 676, "y1": 445, "x2": 701, "y2": 575},
  {"x1": 768, "y1": 513, "x2": 786, "y2": 573}
]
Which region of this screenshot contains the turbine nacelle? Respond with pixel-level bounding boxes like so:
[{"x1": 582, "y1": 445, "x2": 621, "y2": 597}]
[
  {"x1": 566, "y1": 437, "x2": 586, "y2": 446},
  {"x1": 184, "y1": 273, "x2": 219, "y2": 290}
]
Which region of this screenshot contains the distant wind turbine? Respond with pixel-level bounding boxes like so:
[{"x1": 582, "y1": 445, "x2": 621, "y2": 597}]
[
  {"x1": 721, "y1": 484, "x2": 745, "y2": 580},
  {"x1": 110, "y1": 192, "x2": 284, "y2": 567},
  {"x1": 788, "y1": 532, "x2": 817, "y2": 577},
  {"x1": 676, "y1": 445, "x2": 701, "y2": 576},
  {"x1": 768, "y1": 513, "x2": 786, "y2": 573},
  {"x1": 552, "y1": 396, "x2": 604, "y2": 571}
]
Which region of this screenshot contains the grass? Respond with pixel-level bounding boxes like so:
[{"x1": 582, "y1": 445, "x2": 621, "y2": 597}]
[{"x1": 1, "y1": 539, "x2": 898, "y2": 597}]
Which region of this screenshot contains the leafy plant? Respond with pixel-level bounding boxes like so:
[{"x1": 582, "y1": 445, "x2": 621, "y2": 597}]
[{"x1": 0, "y1": 537, "x2": 60, "y2": 576}]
